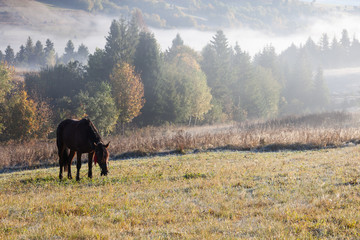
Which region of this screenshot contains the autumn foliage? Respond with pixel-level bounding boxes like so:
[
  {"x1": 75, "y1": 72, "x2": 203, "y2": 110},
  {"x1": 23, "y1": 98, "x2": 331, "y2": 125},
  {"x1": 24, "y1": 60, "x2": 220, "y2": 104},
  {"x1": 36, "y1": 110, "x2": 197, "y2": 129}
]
[{"x1": 110, "y1": 62, "x2": 145, "y2": 125}]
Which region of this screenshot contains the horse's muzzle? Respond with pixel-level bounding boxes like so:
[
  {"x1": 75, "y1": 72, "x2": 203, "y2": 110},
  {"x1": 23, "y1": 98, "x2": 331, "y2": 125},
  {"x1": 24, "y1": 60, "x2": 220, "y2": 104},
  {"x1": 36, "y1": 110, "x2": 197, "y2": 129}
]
[{"x1": 101, "y1": 171, "x2": 108, "y2": 176}]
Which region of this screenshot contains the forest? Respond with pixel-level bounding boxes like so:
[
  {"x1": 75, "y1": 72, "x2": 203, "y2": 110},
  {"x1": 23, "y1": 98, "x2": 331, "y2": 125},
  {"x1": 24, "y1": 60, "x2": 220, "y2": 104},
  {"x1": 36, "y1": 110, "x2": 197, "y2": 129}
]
[{"x1": 0, "y1": 15, "x2": 359, "y2": 142}]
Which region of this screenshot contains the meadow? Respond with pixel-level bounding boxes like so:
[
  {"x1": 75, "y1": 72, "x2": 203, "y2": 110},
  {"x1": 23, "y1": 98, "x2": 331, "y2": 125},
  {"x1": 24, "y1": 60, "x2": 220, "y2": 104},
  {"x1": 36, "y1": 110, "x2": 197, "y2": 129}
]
[
  {"x1": 2, "y1": 147, "x2": 360, "y2": 239},
  {"x1": 2, "y1": 112, "x2": 360, "y2": 239},
  {"x1": 1, "y1": 112, "x2": 360, "y2": 171}
]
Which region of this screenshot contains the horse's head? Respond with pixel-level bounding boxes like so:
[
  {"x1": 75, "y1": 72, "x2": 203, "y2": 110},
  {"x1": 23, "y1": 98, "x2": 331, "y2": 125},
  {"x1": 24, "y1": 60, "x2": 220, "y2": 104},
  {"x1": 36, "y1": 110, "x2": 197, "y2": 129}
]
[{"x1": 94, "y1": 142, "x2": 110, "y2": 176}]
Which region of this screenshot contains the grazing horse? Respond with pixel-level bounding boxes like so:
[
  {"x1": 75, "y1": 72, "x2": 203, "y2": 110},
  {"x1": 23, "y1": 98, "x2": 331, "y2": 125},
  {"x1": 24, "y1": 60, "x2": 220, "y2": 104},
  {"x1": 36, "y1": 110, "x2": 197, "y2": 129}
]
[{"x1": 56, "y1": 118, "x2": 110, "y2": 180}]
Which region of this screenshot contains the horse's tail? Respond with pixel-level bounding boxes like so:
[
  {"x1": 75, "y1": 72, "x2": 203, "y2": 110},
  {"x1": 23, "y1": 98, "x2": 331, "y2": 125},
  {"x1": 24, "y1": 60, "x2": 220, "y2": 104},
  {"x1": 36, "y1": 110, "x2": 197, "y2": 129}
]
[{"x1": 56, "y1": 120, "x2": 70, "y2": 172}]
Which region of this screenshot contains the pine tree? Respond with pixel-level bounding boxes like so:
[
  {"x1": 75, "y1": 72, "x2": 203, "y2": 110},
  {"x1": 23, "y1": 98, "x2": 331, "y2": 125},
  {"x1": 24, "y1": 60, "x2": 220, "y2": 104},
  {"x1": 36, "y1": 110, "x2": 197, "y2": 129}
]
[
  {"x1": 16, "y1": 45, "x2": 26, "y2": 65},
  {"x1": 201, "y1": 30, "x2": 233, "y2": 120},
  {"x1": 311, "y1": 67, "x2": 329, "y2": 111},
  {"x1": 34, "y1": 40, "x2": 45, "y2": 67},
  {"x1": 134, "y1": 31, "x2": 163, "y2": 125},
  {"x1": 105, "y1": 18, "x2": 139, "y2": 66},
  {"x1": 24, "y1": 36, "x2": 35, "y2": 65},
  {"x1": 350, "y1": 36, "x2": 360, "y2": 65},
  {"x1": 254, "y1": 45, "x2": 284, "y2": 86},
  {"x1": 44, "y1": 39, "x2": 56, "y2": 66},
  {"x1": 63, "y1": 40, "x2": 75, "y2": 63},
  {"x1": 5, "y1": 45, "x2": 15, "y2": 65},
  {"x1": 77, "y1": 44, "x2": 89, "y2": 64}
]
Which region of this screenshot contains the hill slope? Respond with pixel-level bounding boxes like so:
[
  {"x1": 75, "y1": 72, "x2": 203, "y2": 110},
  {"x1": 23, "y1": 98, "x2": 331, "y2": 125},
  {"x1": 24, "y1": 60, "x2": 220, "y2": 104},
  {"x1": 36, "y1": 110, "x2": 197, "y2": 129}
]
[{"x1": 0, "y1": 0, "x2": 337, "y2": 33}]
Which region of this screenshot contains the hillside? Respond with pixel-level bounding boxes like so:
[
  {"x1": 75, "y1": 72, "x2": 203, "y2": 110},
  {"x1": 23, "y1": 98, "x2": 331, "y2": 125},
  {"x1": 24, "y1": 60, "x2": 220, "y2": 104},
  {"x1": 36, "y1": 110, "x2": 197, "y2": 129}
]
[
  {"x1": 2, "y1": 147, "x2": 360, "y2": 238},
  {"x1": 0, "y1": 0, "x2": 346, "y2": 33}
]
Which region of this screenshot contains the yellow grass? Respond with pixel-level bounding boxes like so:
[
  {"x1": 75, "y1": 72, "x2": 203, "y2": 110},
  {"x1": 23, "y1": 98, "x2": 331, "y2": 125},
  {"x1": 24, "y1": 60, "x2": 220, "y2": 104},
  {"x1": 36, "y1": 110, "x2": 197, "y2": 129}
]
[
  {"x1": 2, "y1": 112, "x2": 360, "y2": 171},
  {"x1": 2, "y1": 146, "x2": 360, "y2": 239}
]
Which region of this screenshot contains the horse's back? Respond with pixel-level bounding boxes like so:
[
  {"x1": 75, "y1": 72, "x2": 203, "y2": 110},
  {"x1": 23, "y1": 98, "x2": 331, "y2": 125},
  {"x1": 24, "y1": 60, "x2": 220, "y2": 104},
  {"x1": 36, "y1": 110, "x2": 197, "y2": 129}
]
[{"x1": 56, "y1": 118, "x2": 95, "y2": 153}]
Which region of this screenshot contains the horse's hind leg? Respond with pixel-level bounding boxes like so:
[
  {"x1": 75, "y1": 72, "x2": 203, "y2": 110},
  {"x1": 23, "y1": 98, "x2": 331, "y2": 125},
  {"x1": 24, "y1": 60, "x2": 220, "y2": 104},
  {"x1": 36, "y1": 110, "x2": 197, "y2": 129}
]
[
  {"x1": 67, "y1": 150, "x2": 75, "y2": 179},
  {"x1": 76, "y1": 152, "x2": 82, "y2": 181},
  {"x1": 58, "y1": 145, "x2": 65, "y2": 180}
]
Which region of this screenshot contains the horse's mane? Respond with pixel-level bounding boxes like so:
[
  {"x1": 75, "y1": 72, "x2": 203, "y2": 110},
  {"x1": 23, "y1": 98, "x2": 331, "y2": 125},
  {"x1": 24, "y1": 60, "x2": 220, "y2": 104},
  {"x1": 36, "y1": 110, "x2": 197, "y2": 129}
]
[{"x1": 83, "y1": 118, "x2": 102, "y2": 144}]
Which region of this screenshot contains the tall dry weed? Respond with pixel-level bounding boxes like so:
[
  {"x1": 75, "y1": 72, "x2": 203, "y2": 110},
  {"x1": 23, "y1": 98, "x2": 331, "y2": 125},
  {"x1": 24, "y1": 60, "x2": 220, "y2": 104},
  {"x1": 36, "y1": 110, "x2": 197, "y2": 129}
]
[{"x1": 1, "y1": 112, "x2": 360, "y2": 171}]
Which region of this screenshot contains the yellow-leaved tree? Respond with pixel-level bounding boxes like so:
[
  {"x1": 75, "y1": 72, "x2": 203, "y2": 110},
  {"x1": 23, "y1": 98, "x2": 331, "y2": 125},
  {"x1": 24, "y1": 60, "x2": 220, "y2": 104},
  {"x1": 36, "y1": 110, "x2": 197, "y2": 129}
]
[
  {"x1": 2, "y1": 90, "x2": 39, "y2": 141},
  {"x1": 110, "y1": 62, "x2": 145, "y2": 132}
]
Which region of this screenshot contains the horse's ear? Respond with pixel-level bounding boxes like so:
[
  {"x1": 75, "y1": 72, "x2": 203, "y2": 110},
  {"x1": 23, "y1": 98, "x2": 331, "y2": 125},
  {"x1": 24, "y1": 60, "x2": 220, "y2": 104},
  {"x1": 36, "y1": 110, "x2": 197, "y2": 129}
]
[{"x1": 105, "y1": 142, "x2": 110, "y2": 148}]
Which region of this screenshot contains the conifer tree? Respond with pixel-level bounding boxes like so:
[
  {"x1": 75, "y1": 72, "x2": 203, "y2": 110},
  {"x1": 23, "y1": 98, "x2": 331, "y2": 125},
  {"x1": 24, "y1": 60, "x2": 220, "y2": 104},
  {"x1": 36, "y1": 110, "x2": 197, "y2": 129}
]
[
  {"x1": 5, "y1": 45, "x2": 15, "y2": 65},
  {"x1": 34, "y1": 40, "x2": 45, "y2": 67},
  {"x1": 201, "y1": 30, "x2": 233, "y2": 120},
  {"x1": 134, "y1": 31, "x2": 163, "y2": 125},
  {"x1": 16, "y1": 45, "x2": 26, "y2": 65},
  {"x1": 44, "y1": 39, "x2": 56, "y2": 66},
  {"x1": 24, "y1": 36, "x2": 35, "y2": 65}
]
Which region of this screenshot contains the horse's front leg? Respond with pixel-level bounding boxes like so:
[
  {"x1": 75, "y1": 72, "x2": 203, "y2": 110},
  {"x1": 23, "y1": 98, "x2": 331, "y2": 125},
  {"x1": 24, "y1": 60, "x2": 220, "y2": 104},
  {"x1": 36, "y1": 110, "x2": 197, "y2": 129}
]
[
  {"x1": 68, "y1": 150, "x2": 75, "y2": 179},
  {"x1": 88, "y1": 152, "x2": 94, "y2": 179},
  {"x1": 76, "y1": 152, "x2": 82, "y2": 181}
]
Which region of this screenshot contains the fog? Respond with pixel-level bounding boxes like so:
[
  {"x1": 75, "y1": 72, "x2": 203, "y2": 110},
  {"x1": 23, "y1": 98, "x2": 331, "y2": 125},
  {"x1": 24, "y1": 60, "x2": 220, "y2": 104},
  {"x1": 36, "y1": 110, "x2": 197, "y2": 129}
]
[
  {"x1": 2, "y1": 2, "x2": 360, "y2": 58},
  {"x1": 152, "y1": 12, "x2": 360, "y2": 56}
]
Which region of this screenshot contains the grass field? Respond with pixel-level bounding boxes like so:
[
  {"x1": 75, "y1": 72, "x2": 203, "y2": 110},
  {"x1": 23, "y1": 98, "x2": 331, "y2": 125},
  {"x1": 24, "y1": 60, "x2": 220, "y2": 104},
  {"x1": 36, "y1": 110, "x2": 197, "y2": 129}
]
[{"x1": 2, "y1": 146, "x2": 360, "y2": 239}]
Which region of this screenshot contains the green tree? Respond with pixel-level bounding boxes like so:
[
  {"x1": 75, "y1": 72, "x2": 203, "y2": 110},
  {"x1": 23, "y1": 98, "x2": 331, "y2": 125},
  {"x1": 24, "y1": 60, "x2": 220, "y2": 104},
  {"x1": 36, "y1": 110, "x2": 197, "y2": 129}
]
[
  {"x1": 242, "y1": 66, "x2": 280, "y2": 118},
  {"x1": 62, "y1": 40, "x2": 75, "y2": 63},
  {"x1": 75, "y1": 82, "x2": 118, "y2": 136},
  {"x1": 201, "y1": 30, "x2": 233, "y2": 120},
  {"x1": 87, "y1": 17, "x2": 140, "y2": 84},
  {"x1": 44, "y1": 39, "x2": 56, "y2": 66},
  {"x1": 311, "y1": 67, "x2": 329, "y2": 111},
  {"x1": 282, "y1": 52, "x2": 313, "y2": 113},
  {"x1": 25, "y1": 62, "x2": 86, "y2": 106},
  {"x1": 24, "y1": 36, "x2": 35, "y2": 65},
  {"x1": 105, "y1": 18, "x2": 139, "y2": 66},
  {"x1": 5, "y1": 45, "x2": 15, "y2": 65},
  {"x1": 134, "y1": 31, "x2": 163, "y2": 125},
  {"x1": 0, "y1": 63, "x2": 13, "y2": 133},
  {"x1": 161, "y1": 45, "x2": 212, "y2": 124},
  {"x1": 34, "y1": 40, "x2": 45, "y2": 67},
  {"x1": 254, "y1": 45, "x2": 284, "y2": 86},
  {"x1": 229, "y1": 43, "x2": 253, "y2": 121},
  {"x1": 77, "y1": 43, "x2": 89, "y2": 64},
  {"x1": 16, "y1": 45, "x2": 26, "y2": 65},
  {"x1": 86, "y1": 48, "x2": 109, "y2": 83}
]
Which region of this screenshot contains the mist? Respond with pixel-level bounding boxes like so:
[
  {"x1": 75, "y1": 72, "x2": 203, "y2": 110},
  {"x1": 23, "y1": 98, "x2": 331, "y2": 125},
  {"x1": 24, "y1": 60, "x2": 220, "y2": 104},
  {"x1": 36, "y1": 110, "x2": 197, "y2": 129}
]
[
  {"x1": 2, "y1": 5, "x2": 360, "y2": 59},
  {"x1": 152, "y1": 12, "x2": 360, "y2": 57}
]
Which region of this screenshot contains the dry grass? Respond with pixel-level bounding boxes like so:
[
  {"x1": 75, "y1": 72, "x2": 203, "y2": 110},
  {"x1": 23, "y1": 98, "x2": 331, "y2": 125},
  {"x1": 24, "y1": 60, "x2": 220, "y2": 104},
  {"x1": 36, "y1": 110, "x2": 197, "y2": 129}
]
[
  {"x1": 2, "y1": 146, "x2": 360, "y2": 238},
  {"x1": 1, "y1": 112, "x2": 360, "y2": 171}
]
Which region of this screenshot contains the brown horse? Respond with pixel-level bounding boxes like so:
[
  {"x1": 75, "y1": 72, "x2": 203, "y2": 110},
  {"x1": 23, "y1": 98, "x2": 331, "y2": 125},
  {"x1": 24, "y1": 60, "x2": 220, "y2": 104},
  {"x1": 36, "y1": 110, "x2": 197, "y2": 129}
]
[{"x1": 56, "y1": 118, "x2": 110, "y2": 180}]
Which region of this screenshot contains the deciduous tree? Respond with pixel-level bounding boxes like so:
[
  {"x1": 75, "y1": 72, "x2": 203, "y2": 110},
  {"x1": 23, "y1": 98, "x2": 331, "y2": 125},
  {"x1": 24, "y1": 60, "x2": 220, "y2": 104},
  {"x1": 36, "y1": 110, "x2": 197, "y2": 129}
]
[{"x1": 110, "y1": 62, "x2": 145, "y2": 129}]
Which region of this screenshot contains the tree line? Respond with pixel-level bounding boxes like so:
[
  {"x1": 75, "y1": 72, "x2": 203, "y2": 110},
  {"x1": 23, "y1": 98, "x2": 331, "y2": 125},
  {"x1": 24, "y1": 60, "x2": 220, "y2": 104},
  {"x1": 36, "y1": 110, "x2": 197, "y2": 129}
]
[
  {"x1": 2, "y1": 16, "x2": 357, "y2": 142},
  {"x1": 0, "y1": 38, "x2": 89, "y2": 69}
]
